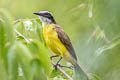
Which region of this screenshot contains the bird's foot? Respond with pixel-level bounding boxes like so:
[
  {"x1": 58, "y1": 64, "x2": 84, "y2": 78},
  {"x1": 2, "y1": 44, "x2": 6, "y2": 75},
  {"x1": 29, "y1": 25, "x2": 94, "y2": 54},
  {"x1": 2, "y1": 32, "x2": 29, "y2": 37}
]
[{"x1": 54, "y1": 63, "x2": 60, "y2": 70}]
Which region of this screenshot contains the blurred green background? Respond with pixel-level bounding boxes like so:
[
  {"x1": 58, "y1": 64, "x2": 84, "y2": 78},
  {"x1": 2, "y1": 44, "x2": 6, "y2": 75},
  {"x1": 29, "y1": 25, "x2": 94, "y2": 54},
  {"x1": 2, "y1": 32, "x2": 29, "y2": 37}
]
[{"x1": 0, "y1": 0, "x2": 120, "y2": 80}]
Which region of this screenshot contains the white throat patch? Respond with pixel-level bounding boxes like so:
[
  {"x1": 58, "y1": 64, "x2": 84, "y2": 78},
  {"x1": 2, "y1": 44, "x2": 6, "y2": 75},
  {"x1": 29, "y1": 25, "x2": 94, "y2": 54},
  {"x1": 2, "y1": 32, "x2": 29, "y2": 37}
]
[{"x1": 39, "y1": 16, "x2": 52, "y2": 26}]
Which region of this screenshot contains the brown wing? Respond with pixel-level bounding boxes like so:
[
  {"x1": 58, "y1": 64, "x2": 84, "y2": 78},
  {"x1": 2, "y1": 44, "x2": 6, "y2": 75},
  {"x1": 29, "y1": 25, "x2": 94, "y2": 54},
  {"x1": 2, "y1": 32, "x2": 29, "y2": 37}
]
[{"x1": 55, "y1": 25, "x2": 77, "y2": 61}]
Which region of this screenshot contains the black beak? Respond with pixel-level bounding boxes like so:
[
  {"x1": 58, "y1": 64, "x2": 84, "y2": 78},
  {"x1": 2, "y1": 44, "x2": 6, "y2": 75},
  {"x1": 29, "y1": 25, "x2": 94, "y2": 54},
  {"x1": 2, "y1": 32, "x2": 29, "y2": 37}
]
[{"x1": 33, "y1": 12, "x2": 41, "y2": 16}]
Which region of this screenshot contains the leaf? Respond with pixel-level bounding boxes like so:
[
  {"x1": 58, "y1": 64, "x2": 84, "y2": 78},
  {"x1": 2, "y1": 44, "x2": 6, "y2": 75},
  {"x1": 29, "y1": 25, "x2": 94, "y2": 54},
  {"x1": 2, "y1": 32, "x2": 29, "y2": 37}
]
[
  {"x1": 32, "y1": 59, "x2": 47, "y2": 80},
  {"x1": 0, "y1": 8, "x2": 15, "y2": 44},
  {"x1": 28, "y1": 40, "x2": 52, "y2": 75},
  {"x1": 0, "y1": 20, "x2": 5, "y2": 58},
  {"x1": 50, "y1": 69, "x2": 61, "y2": 78},
  {"x1": 17, "y1": 36, "x2": 25, "y2": 40},
  {"x1": 34, "y1": 19, "x2": 45, "y2": 44},
  {"x1": 15, "y1": 42, "x2": 33, "y2": 80},
  {"x1": 7, "y1": 44, "x2": 18, "y2": 80},
  {"x1": 0, "y1": 9, "x2": 15, "y2": 72}
]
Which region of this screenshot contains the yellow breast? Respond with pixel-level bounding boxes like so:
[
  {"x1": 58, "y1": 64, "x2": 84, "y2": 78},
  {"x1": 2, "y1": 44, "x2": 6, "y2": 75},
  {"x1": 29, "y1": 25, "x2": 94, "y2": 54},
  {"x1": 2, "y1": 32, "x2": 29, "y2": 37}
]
[{"x1": 43, "y1": 24, "x2": 67, "y2": 57}]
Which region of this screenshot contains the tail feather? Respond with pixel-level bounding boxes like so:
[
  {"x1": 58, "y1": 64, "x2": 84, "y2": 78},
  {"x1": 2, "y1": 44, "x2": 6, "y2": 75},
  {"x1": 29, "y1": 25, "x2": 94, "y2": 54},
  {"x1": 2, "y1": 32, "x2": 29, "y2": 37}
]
[
  {"x1": 73, "y1": 63, "x2": 88, "y2": 80},
  {"x1": 64, "y1": 54, "x2": 89, "y2": 80}
]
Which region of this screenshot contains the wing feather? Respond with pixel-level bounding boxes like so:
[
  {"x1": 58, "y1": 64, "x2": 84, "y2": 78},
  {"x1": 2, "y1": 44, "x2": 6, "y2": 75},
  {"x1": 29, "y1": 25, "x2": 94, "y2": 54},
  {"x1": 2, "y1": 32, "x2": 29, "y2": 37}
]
[{"x1": 55, "y1": 25, "x2": 77, "y2": 61}]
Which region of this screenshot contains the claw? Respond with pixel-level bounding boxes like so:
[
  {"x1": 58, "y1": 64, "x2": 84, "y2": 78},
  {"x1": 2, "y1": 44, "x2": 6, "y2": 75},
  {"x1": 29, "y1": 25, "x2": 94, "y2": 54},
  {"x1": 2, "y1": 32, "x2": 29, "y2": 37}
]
[{"x1": 54, "y1": 64, "x2": 60, "y2": 70}]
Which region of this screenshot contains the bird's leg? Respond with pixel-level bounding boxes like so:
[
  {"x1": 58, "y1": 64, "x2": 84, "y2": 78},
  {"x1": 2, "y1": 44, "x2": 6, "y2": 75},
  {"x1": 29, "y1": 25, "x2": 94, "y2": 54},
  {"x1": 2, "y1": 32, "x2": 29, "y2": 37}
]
[
  {"x1": 50, "y1": 56, "x2": 73, "y2": 70},
  {"x1": 50, "y1": 56, "x2": 62, "y2": 69},
  {"x1": 54, "y1": 57, "x2": 62, "y2": 69},
  {"x1": 50, "y1": 55, "x2": 58, "y2": 60}
]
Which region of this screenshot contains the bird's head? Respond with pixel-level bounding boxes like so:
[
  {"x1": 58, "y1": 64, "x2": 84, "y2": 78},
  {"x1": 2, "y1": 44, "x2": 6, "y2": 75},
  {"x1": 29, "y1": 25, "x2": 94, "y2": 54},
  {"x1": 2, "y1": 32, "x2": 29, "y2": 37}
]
[{"x1": 33, "y1": 11, "x2": 56, "y2": 25}]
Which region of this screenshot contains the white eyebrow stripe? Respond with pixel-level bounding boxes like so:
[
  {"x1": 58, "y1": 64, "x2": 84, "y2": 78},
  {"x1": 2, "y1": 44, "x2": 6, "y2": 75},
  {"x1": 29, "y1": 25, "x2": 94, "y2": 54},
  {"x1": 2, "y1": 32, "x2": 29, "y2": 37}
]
[{"x1": 39, "y1": 11, "x2": 53, "y2": 16}]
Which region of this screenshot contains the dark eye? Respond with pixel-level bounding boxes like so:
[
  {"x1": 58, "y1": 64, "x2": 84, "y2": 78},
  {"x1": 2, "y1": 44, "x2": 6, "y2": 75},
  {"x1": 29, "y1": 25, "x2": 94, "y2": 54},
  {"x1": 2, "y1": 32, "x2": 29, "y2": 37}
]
[
  {"x1": 43, "y1": 13, "x2": 52, "y2": 18},
  {"x1": 44, "y1": 13, "x2": 50, "y2": 16}
]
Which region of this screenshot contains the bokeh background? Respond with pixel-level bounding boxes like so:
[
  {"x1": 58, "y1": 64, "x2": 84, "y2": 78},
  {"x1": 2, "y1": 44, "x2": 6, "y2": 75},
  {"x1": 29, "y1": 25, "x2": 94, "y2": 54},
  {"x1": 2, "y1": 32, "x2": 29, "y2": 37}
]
[{"x1": 0, "y1": 0, "x2": 120, "y2": 80}]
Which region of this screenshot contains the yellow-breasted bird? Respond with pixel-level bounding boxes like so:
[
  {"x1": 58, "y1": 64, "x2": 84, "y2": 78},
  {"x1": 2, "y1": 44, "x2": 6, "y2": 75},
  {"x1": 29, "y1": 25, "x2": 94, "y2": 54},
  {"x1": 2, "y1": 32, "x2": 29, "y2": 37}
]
[{"x1": 33, "y1": 11, "x2": 88, "y2": 80}]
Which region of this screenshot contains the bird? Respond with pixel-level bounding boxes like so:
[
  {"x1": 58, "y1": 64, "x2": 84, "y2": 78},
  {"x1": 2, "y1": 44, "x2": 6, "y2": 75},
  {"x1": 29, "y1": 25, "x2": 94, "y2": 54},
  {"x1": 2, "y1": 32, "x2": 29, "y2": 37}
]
[{"x1": 33, "y1": 11, "x2": 88, "y2": 80}]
